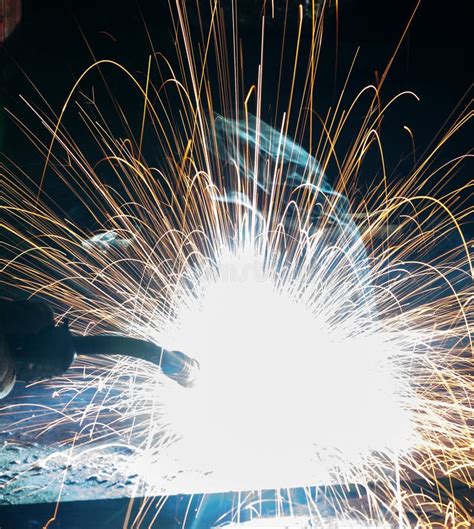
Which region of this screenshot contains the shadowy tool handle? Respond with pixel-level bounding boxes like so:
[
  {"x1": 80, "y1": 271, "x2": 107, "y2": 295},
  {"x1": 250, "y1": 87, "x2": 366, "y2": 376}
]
[{"x1": 7, "y1": 321, "x2": 198, "y2": 387}]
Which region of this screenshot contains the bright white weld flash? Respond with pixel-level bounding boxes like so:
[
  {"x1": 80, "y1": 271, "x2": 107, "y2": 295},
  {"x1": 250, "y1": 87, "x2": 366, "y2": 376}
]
[{"x1": 140, "y1": 247, "x2": 417, "y2": 492}]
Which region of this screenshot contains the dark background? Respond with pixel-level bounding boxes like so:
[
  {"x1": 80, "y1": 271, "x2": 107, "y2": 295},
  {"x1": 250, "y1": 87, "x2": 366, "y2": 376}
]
[{"x1": 1, "y1": 0, "x2": 472, "y2": 185}]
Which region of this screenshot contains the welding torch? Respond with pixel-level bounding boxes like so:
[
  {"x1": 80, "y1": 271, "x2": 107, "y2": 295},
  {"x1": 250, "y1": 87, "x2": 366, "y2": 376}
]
[{"x1": 0, "y1": 300, "x2": 199, "y2": 398}]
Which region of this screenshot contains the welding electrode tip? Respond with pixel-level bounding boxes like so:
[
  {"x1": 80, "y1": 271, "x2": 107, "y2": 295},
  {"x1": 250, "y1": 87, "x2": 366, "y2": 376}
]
[{"x1": 72, "y1": 335, "x2": 199, "y2": 387}]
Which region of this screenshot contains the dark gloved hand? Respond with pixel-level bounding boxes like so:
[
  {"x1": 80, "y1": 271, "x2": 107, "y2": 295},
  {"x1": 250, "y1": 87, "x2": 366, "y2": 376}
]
[{"x1": 0, "y1": 300, "x2": 56, "y2": 399}]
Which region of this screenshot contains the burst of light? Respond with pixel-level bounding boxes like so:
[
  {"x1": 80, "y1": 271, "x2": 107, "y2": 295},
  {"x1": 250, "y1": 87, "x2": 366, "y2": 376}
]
[{"x1": 139, "y1": 245, "x2": 417, "y2": 492}]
